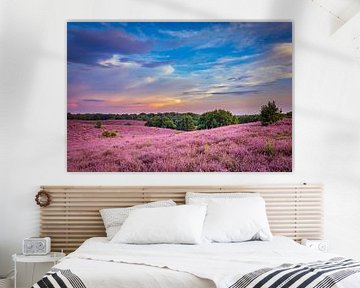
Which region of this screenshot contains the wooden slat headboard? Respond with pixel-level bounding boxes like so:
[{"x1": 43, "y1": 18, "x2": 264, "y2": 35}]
[{"x1": 39, "y1": 184, "x2": 323, "y2": 253}]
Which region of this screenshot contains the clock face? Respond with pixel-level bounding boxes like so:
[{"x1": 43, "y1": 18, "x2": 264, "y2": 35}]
[
  {"x1": 36, "y1": 241, "x2": 45, "y2": 250},
  {"x1": 318, "y1": 242, "x2": 327, "y2": 252}
]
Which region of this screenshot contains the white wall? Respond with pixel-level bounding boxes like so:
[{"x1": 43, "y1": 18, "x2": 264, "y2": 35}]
[{"x1": 1, "y1": 0, "x2": 360, "y2": 286}]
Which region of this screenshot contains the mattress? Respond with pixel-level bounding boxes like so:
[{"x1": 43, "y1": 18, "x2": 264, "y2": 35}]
[{"x1": 36, "y1": 236, "x2": 360, "y2": 288}]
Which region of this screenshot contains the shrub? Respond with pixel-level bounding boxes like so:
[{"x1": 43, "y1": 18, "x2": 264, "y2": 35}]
[
  {"x1": 94, "y1": 121, "x2": 102, "y2": 128},
  {"x1": 260, "y1": 101, "x2": 283, "y2": 126},
  {"x1": 264, "y1": 140, "x2": 276, "y2": 156},
  {"x1": 145, "y1": 116, "x2": 161, "y2": 127},
  {"x1": 198, "y1": 109, "x2": 238, "y2": 129},
  {"x1": 162, "y1": 117, "x2": 176, "y2": 129},
  {"x1": 176, "y1": 115, "x2": 196, "y2": 131},
  {"x1": 237, "y1": 114, "x2": 260, "y2": 124},
  {"x1": 102, "y1": 130, "x2": 117, "y2": 137},
  {"x1": 145, "y1": 116, "x2": 176, "y2": 129}
]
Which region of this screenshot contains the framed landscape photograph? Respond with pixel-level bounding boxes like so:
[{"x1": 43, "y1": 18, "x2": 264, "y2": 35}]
[{"x1": 67, "y1": 21, "x2": 292, "y2": 172}]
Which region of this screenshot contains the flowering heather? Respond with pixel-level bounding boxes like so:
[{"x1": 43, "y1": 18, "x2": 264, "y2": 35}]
[{"x1": 67, "y1": 119, "x2": 292, "y2": 172}]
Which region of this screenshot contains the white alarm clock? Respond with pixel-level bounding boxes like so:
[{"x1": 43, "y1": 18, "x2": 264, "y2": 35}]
[
  {"x1": 301, "y1": 239, "x2": 328, "y2": 252},
  {"x1": 23, "y1": 237, "x2": 51, "y2": 255}
]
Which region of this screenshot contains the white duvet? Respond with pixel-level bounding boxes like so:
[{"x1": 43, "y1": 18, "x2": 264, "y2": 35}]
[{"x1": 54, "y1": 237, "x2": 360, "y2": 288}]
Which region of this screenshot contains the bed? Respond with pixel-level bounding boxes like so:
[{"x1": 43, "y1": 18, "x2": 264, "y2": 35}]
[
  {"x1": 33, "y1": 236, "x2": 360, "y2": 288},
  {"x1": 33, "y1": 185, "x2": 360, "y2": 288}
]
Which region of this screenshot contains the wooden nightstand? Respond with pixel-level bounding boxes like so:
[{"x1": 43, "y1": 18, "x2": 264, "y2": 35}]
[{"x1": 12, "y1": 252, "x2": 65, "y2": 288}]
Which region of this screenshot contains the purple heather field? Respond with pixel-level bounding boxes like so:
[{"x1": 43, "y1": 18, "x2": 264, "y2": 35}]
[{"x1": 67, "y1": 119, "x2": 292, "y2": 172}]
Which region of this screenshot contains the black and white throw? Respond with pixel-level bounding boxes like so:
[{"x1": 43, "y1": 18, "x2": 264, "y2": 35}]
[
  {"x1": 32, "y1": 268, "x2": 86, "y2": 288},
  {"x1": 229, "y1": 258, "x2": 360, "y2": 288},
  {"x1": 32, "y1": 257, "x2": 360, "y2": 288}
]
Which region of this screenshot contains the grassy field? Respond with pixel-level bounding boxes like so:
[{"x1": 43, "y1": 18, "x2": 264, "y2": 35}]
[{"x1": 67, "y1": 119, "x2": 292, "y2": 172}]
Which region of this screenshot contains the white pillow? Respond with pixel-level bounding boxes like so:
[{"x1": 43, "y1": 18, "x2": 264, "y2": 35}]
[
  {"x1": 202, "y1": 197, "x2": 272, "y2": 243},
  {"x1": 186, "y1": 192, "x2": 259, "y2": 205},
  {"x1": 111, "y1": 205, "x2": 207, "y2": 244},
  {"x1": 100, "y1": 200, "x2": 176, "y2": 240}
]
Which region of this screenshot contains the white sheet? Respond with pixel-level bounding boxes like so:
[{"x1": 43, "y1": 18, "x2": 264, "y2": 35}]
[
  {"x1": 55, "y1": 258, "x2": 214, "y2": 288},
  {"x1": 55, "y1": 237, "x2": 360, "y2": 288}
]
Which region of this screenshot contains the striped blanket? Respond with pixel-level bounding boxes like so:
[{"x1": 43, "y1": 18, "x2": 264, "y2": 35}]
[
  {"x1": 32, "y1": 268, "x2": 86, "y2": 288},
  {"x1": 33, "y1": 258, "x2": 360, "y2": 288},
  {"x1": 230, "y1": 258, "x2": 360, "y2": 288}
]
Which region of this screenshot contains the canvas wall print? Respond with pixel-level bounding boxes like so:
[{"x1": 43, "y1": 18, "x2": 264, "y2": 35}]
[{"x1": 67, "y1": 22, "x2": 292, "y2": 172}]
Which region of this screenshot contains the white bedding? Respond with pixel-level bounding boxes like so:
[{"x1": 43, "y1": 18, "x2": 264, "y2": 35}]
[{"x1": 53, "y1": 237, "x2": 360, "y2": 288}]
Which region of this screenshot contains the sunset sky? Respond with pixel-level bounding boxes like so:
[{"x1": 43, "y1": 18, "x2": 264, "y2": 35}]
[{"x1": 67, "y1": 22, "x2": 292, "y2": 115}]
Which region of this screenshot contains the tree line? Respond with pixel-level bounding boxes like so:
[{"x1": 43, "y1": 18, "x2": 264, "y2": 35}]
[{"x1": 68, "y1": 101, "x2": 291, "y2": 131}]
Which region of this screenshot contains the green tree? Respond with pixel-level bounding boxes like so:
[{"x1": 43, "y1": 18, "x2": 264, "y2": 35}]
[
  {"x1": 161, "y1": 117, "x2": 176, "y2": 129},
  {"x1": 237, "y1": 114, "x2": 260, "y2": 124},
  {"x1": 198, "y1": 109, "x2": 238, "y2": 129},
  {"x1": 260, "y1": 101, "x2": 283, "y2": 126},
  {"x1": 176, "y1": 115, "x2": 196, "y2": 131},
  {"x1": 145, "y1": 116, "x2": 162, "y2": 127},
  {"x1": 145, "y1": 116, "x2": 176, "y2": 129}
]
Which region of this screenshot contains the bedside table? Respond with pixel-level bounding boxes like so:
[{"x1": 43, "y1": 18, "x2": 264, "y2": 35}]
[
  {"x1": 301, "y1": 239, "x2": 328, "y2": 252},
  {"x1": 12, "y1": 252, "x2": 65, "y2": 288}
]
